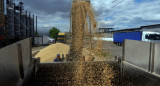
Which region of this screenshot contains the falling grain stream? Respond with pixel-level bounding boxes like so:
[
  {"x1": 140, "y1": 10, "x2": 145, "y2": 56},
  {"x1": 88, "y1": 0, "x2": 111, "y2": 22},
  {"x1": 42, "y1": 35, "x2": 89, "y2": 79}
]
[
  {"x1": 30, "y1": 1, "x2": 119, "y2": 86},
  {"x1": 70, "y1": 1, "x2": 116, "y2": 86}
]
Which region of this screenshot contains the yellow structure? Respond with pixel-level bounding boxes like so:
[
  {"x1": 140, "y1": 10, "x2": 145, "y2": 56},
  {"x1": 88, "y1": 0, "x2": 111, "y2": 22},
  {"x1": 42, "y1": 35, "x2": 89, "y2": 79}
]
[{"x1": 57, "y1": 33, "x2": 66, "y2": 43}]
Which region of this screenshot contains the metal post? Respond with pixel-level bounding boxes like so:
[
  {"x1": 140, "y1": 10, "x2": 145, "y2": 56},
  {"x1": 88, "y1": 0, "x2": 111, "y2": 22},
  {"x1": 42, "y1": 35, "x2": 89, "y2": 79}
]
[
  {"x1": 19, "y1": 2, "x2": 23, "y2": 39},
  {"x1": 33, "y1": 15, "x2": 34, "y2": 45},
  {"x1": 20, "y1": 4, "x2": 22, "y2": 39},
  {"x1": 33, "y1": 15, "x2": 34, "y2": 37},
  {"x1": 29, "y1": 12, "x2": 31, "y2": 37},
  {"x1": 26, "y1": 10, "x2": 28, "y2": 37},
  {"x1": 14, "y1": 3, "x2": 16, "y2": 36},
  {"x1": 36, "y1": 16, "x2": 37, "y2": 35},
  {"x1": 5, "y1": 15, "x2": 8, "y2": 45}
]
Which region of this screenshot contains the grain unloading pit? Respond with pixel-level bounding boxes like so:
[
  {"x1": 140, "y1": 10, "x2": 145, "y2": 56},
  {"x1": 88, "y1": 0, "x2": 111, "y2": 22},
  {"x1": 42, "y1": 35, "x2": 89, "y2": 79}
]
[
  {"x1": 28, "y1": 61, "x2": 120, "y2": 86},
  {"x1": 26, "y1": 61, "x2": 160, "y2": 86},
  {"x1": 0, "y1": 38, "x2": 160, "y2": 86}
]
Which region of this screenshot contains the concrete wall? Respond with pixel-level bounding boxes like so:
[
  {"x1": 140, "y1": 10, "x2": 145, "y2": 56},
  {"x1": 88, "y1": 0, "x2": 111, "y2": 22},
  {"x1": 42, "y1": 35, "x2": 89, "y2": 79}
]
[
  {"x1": 124, "y1": 39, "x2": 160, "y2": 76},
  {"x1": 154, "y1": 44, "x2": 160, "y2": 75},
  {"x1": 124, "y1": 40, "x2": 151, "y2": 71},
  {"x1": 17, "y1": 38, "x2": 31, "y2": 75},
  {"x1": 0, "y1": 44, "x2": 20, "y2": 86},
  {"x1": 0, "y1": 38, "x2": 31, "y2": 86}
]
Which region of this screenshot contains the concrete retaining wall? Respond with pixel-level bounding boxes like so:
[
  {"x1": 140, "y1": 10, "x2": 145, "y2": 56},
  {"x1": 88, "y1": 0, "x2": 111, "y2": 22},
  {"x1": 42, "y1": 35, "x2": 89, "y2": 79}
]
[
  {"x1": 124, "y1": 40, "x2": 150, "y2": 71},
  {"x1": 0, "y1": 38, "x2": 32, "y2": 86},
  {"x1": 154, "y1": 44, "x2": 160, "y2": 75},
  {"x1": 124, "y1": 39, "x2": 160, "y2": 76},
  {"x1": 17, "y1": 38, "x2": 31, "y2": 75},
  {"x1": 0, "y1": 44, "x2": 20, "y2": 86}
]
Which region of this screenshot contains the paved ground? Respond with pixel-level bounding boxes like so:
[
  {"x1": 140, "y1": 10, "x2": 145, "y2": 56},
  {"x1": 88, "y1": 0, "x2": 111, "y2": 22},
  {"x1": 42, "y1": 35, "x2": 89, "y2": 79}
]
[{"x1": 102, "y1": 41, "x2": 123, "y2": 60}]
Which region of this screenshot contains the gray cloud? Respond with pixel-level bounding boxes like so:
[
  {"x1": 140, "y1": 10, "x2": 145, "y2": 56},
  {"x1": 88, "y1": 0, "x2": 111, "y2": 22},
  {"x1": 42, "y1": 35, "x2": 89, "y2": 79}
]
[
  {"x1": 15, "y1": 0, "x2": 71, "y2": 19},
  {"x1": 93, "y1": 0, "x2": 160, "y2": 29},
  {"x1": 13, "y1": 0, "x2": 160, "y2": 35}
]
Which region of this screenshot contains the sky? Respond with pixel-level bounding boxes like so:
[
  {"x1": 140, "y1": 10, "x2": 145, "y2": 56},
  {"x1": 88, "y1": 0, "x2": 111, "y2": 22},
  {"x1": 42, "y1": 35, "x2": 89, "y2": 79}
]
[{"x1": 14, "y1": 0, "x2": 160, "y2": 35}]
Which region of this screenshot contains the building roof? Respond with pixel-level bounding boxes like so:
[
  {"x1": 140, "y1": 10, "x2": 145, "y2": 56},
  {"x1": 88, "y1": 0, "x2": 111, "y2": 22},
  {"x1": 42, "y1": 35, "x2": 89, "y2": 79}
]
[
  {"x1": 113, "y1": 28, "x2": 141, "y2": 32},
  {"x1": 141, "y1": 24, "x2": 160, "y2": 28},
  {"x1": 99, "y1": 28, "x2": 113, "y2": 29}
]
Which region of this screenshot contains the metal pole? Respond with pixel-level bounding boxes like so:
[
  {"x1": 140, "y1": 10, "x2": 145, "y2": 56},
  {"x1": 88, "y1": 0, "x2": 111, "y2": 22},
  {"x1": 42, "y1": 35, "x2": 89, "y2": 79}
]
[
  {"x1": 26, "y1": 10, "x2": 28, "y2": 37},
  {"x1": 29, "y1": 12, "x2": 31, "y2": 37},
  {"x1": 20, "y1": 4, "x2": 22, "y2": 39},
  {"x1": 33, "y1": 15, "x2": 34, "y2": 45},
  {"x1": 5, "y1": 15, "x2": 8, "y2": 45},
  {"x1": 36, "y1": 16, "x2": 37, "y2": 35},
  {"x1": 33, "y1": 15, "x2": 34, "y2": 37},
  {"x1": 14, "y1": 3, "x2": 16, "y2": 36}
]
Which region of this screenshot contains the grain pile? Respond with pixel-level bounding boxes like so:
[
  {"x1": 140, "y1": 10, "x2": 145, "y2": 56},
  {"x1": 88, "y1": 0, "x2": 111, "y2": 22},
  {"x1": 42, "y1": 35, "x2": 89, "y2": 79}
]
[{"x1": 35, "y1": 43, "x2": 70, "y2": 62}]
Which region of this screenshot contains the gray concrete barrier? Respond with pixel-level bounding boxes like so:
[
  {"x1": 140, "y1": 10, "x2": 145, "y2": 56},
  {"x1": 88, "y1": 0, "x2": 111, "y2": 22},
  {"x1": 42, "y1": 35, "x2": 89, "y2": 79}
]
[
  {"x1": 153, "y1": 44, "x2": 160, "y2": 75},
  {"x1": 124, "y1": 39, "x2": 160, "y2": 77},
  {"x1": 17, "y1": 38, "x2": 32, "y2": 75},
  {"x1": 123, "y1": 40, "x2": 151, "y2": 71},
  {"x1": 0, "y1": 44, "x2": 20, "y2": 86},
  {"x1": 0, "y1": 38, "x2": 32, "y2": 86}
]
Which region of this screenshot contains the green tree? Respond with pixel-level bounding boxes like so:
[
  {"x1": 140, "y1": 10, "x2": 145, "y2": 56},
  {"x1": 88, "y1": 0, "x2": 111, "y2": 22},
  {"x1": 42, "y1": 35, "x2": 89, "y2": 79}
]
[{"x1": 49, "y1": 27, "x2": 60, "y2": 40}]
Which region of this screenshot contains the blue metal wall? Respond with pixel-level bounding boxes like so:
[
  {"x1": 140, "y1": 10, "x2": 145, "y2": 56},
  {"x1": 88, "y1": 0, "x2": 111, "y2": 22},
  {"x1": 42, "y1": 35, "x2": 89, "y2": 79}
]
[{"x1": 113, "y1": 31, "x2": 142, "y2": 43}]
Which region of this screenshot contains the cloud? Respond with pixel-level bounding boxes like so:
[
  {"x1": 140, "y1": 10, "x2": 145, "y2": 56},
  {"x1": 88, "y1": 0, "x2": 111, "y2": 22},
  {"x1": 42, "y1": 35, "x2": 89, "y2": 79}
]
[
  {"x1": 14, "y1": 0, "x2": 160, "y2": 34},
  {"x1": 92, "y1": 0, "x2": 160, "y2": 30},
  {"x1": 14, "y1": 0, "x2": 71, "y2": 33}
]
